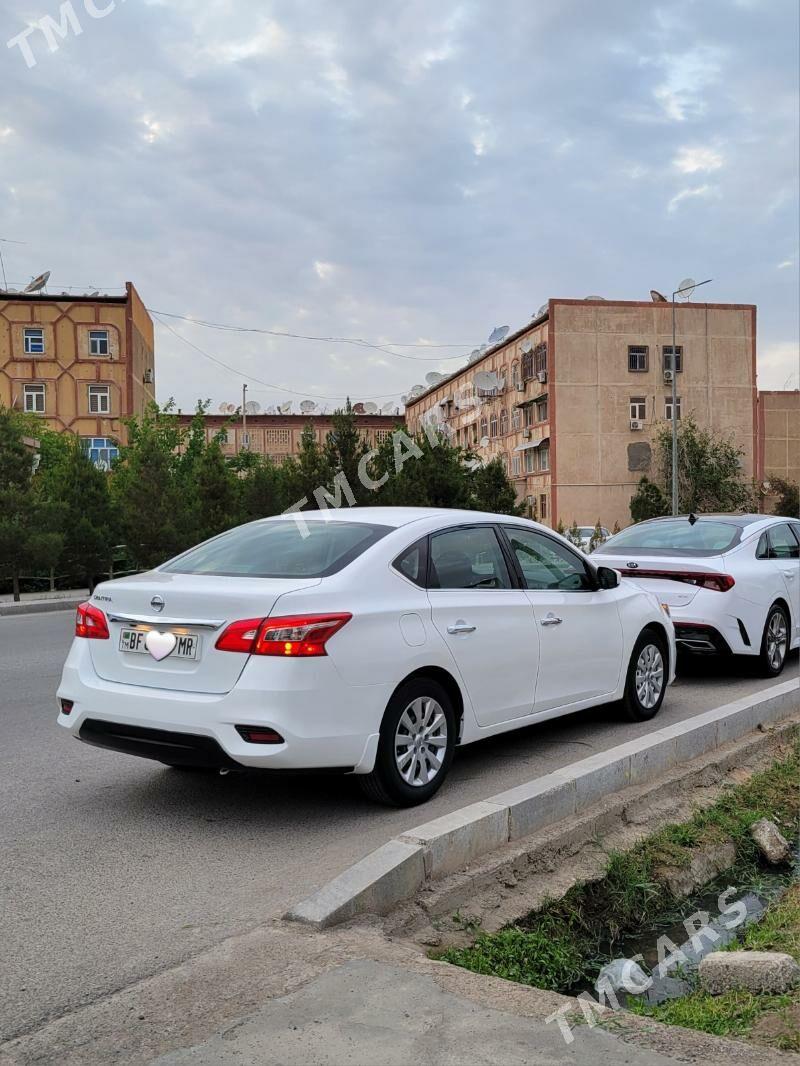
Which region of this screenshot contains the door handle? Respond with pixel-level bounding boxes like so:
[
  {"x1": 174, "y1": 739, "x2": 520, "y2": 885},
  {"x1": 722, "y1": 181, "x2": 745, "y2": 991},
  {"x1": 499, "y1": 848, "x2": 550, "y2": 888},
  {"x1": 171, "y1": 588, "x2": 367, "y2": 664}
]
[
  {"x1": 540, "y1": 614, "x2": 563, "y2": 626},
  {"x1": 447, "y1": 621, "x2": 476, "y2": 634},
  {"x1": 781, "y1": 569, "x2": 796, "y2": 580}
]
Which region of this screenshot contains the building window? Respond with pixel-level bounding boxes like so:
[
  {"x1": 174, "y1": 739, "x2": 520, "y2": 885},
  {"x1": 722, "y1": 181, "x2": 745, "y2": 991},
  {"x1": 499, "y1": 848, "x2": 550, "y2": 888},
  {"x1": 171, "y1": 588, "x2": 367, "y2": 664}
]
[
  {"x1": 498, "y1": 365, "x2": 507, "y2": 387},
  {"x1": 88, "y1": 330, "x2": 109, "y2": 356},
  {"x1": 480, "y1": 416, "x2": 488, "y2": 439},
  {"x1": 662, "y1": 345, "x2": 683, "y2": 373},
  {"x1": 533, "y1": 343, "x2": 547, "y2": 377},
  {"x1": 539, "y1": 494, "x2": 548, "y2": 520},
  {"x1": 521, "y1": 350, "x2": 534, "y2": 381},
  {"x1": 536, "y1": 398, "x2": 548, "y2": 422},
  {"x1": 512, "y1": 453, "x2": 521, "y2": 476},
  {"x1": 511, "y1": 360, "x2": 520, "y2": 387},
  {"x1": 88, "y1": 385, "x2": 111, "y2": 414},
  {"x1": 539, "y1": 445, "x2": 550, "y2": 472},
  {"x1": 524, "y1": 403, "x2": 535, "y2": 428},
  {"x1": 511, "y1": 406, "x2": 521, "y2": 431},
  {"x1": 81, "y1": 436, "x2": 119, "y2": 470},
  {"x1": 23, "y1": 383, "x2": 45, "y2": 413},
  {"x1": 665, "y1": 396, "x2": 682, "y2": 421},
  {"x1": 489, "y1": 411, "x2": 498, "y2": 437},
  {"x1": 499, "y1": 408, "x2": 508, "y2": 435},
  {"x1": 374, "y1": 429, "x2": 392, "y2": 443},
  {"x1": 628, "y1": 345, "x2": 648, "y2": 372},
  {"x1": 23, "y1": 328, "x2": 45, "y2": 355},
  {"x1": 524, "y1": 447, "x2": 537, "y2": 474},
  {"x1": 630, "y1": 396, "x2": 647, "y2": 421}
]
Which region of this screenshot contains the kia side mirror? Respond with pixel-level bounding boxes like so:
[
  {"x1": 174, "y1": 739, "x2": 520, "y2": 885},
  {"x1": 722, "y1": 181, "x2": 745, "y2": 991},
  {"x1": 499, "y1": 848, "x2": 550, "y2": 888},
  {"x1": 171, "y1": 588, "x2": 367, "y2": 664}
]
[{"x1": 596, "y1": 566, "x2": 620, "y2": 590}]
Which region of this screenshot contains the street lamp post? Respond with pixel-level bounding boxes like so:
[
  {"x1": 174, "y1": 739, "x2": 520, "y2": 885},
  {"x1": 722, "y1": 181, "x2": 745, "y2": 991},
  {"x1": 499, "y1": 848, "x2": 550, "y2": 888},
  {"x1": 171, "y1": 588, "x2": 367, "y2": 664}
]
[{"x1": 670, "y1": 278, "x2": 712, "y2": 515}]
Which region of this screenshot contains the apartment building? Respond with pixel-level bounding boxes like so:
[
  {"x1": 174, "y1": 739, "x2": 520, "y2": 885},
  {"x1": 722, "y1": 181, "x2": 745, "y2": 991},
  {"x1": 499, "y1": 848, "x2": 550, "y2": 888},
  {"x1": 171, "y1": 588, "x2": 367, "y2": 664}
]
[
  {"x1": 404, "y1": 297, "x2": 758, "y2": 529},
  {"x1": 176, "y1": 412, "x2": 400, "y2": 463},
  {"x1": 0, "y1": 282, "x2": 156, "y2": 466},
  {"x1": 758, "y1": 389, "x2": 800, "y2": 494}
]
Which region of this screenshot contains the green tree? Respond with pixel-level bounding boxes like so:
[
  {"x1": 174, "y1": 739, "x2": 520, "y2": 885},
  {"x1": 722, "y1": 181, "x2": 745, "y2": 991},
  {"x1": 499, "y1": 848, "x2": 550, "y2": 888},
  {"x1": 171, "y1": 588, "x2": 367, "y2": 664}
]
[
  {"x1": 565, "y1": 520, "x2": 583, "y2": 548},
  {"x1": 629, "y1": 476, "x2": 670, "y2": 523},
  {"x1": 194, "y1": 441, "x2": 241, "y2": 542},
  {"x1": 373, "y1": 429, "x2": 474, "y2": 508},
  {"x1": 653, "y1": 417, "x2": 755, "y2": 514},
  {"x1": 588, "y1": 518, "x2": 606, "y2": 553},
  {"x1": 283, "y1": 422, "x2": 328, "y2": 509},
  {"x1": 240, "y1": 455, "x2": 285, "y2": 521},
  {"x1": 768, "y1": 476, "x2": 799, "y2": 518},
  {"x1": 319, "y1": 400, "x2": 372, "y2": 507},
  {"x1": 469, "y1": 457, "x2": 523, "y2": 515}
]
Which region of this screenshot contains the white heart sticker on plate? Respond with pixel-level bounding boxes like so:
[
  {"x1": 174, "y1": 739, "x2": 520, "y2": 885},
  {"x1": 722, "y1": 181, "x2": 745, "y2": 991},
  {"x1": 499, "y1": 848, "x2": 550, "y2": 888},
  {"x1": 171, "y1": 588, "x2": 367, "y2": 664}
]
[{"x1": 145, "y1": 630, "x2": 177, "y2": 661}]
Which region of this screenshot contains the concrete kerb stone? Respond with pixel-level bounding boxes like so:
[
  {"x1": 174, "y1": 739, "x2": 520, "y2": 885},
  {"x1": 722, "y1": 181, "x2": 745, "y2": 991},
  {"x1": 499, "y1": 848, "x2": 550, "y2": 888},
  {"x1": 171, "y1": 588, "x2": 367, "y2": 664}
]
[
  {"x1": 285, "y1": 679, "x2": 800, "y2": 929},
  {"x1": 0, "y1": 597, "x2": 83, "y2": 617}
]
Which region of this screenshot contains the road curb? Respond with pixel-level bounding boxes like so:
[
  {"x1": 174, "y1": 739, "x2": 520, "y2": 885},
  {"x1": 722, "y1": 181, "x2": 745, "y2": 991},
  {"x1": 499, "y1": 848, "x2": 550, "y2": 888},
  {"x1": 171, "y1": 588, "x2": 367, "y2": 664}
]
[
  {"x1": 0, "y1": 597, "x2": 83, "y2": 617},
  {"x1": 285, "y1": 678, "x2": 800, "y2": 928}
]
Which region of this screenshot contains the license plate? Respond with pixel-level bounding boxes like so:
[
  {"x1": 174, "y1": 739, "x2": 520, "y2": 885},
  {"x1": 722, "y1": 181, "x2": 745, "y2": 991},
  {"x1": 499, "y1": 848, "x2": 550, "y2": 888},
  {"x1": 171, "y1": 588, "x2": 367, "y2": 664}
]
[{"x1": 118, "y1": 629, "x2": 200, "y2": 660}]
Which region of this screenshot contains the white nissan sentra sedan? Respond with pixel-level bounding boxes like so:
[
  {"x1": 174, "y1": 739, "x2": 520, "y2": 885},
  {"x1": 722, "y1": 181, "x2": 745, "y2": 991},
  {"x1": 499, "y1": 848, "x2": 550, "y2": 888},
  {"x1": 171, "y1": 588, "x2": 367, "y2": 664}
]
[
  {"x1": 593, "y1": 514, "x2": 800, "y2": 677},
  {"x1": 58, "y1": 508, "x2": 675, "y2": 806}
]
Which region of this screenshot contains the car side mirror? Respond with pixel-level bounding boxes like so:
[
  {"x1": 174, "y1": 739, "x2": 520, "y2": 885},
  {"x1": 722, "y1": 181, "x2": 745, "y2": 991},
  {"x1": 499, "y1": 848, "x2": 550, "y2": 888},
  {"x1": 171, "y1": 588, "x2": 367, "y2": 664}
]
[{"x1": 596, "y1": 566, "x2": 620, "y2": 590}]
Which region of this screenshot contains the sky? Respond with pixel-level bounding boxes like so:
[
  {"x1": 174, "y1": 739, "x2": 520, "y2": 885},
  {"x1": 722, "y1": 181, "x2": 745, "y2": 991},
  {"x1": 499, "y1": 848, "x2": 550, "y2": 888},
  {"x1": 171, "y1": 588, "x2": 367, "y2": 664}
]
[{"x1": 1, "y1": 0, "x2": 798, "y2": 414}]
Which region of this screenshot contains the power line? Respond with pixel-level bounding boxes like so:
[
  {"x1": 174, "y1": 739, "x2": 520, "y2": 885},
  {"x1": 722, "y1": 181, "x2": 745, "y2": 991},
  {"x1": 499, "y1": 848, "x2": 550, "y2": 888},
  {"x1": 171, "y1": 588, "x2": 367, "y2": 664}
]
[
  {"x1": 147, "y1": 308, "x2": 471, "y2": 361},
  {"x1": 153, "y1": 313, "x2": 406, "y2": 402}
]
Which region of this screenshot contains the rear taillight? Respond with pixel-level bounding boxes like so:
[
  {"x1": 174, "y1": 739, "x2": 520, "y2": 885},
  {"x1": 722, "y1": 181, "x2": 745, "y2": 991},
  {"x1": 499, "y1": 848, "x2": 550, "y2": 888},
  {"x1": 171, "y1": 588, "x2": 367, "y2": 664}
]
[
  {"x1": 75, "y1": 601, "x2": 110, "y2": 639},
  {"x1": 215, "y1": 613, "x2": 352, "y2": 657},
  {"x1": 618, "y1": 569, "x2": 735, "y2": 592}
]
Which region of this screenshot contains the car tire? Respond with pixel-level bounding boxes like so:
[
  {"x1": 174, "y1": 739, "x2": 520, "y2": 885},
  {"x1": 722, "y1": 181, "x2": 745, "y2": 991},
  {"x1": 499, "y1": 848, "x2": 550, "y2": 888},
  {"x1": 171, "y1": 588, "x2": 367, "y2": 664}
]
[
  {"x1": 621, "y1": 628, "x2": 669, "y2": 723},
  {"x1": 757, "y1": 604, "x2": 789, "y2": 678},
  {"x1": 359, "y1": 677, "x2": 456, "y2": 807}
]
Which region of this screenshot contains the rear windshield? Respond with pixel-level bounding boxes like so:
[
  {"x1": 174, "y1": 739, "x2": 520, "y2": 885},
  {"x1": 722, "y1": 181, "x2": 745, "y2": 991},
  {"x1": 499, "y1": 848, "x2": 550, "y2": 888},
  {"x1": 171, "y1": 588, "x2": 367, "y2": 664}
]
[
  {"x1": 595, "y1": 519, "x2": 741, "y2": 556},
  {"x1": 161, "y1": 520, "x2": 391, "y2": 578}
]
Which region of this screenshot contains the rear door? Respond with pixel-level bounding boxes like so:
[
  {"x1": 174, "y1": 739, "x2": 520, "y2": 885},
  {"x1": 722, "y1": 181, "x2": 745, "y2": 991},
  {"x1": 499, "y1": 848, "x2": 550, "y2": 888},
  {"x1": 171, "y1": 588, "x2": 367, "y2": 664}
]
[
  {"x1": 499, "y1": 526, "x2": 624, "y2": 712},
  {"x1": 760, "y1": 524, "x2": 800, "y2": 644},
  {"x1": 426, "y1": 525, "x2": 539, "y2": 728}
]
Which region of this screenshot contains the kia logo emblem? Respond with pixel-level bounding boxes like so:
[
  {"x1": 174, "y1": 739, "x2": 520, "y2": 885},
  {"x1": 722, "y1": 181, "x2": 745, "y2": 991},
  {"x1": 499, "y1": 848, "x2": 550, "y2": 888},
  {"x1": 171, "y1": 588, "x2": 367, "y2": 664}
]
[
  {"x1": 150, "y1": 595, "x2": 165, "y2": 612},
  {"x1": 627, "y1": 561, "x2": 639, "y2": 569}
]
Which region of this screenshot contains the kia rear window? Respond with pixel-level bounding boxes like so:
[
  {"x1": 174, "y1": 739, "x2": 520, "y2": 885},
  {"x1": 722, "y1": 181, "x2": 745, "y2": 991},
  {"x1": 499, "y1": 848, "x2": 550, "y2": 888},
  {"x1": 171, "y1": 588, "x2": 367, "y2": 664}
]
[
  {"x1": 161, "y1": 520, "x2": 392, "y2": 578},
  {"x1": 594, "y1": 519, "x2": 740, "y2": 555}
]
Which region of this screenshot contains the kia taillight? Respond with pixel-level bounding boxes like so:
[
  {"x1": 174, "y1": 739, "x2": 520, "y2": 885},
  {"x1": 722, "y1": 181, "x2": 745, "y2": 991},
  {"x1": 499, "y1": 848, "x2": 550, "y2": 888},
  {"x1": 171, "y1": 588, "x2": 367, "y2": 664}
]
[
  {"x1": 618, "y1": 569, "x2": 735, "y2": 592},
  {"x1": 75, "y1": 601, "x2": 110, "y2": 639},
  {"x1": 215, "y1": 613, "x2": 352, "y2": 657}
]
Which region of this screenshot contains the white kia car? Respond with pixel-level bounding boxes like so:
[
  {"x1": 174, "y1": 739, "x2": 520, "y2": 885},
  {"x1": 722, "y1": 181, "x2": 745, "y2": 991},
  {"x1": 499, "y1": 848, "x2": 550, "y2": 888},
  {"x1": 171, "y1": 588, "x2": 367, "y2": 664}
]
[
  {"x1": 593, "y1": 514, "x2": 800, "y2": 676},
  {"x1": 58, "y1": 508, "x2": 675, "y2": 806}
]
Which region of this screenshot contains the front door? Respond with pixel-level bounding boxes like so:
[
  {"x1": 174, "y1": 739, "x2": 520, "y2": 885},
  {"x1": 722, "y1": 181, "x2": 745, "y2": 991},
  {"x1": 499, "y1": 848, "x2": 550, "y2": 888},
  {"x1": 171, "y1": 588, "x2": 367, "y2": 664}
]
[
  {"x1": 499, "y1": 526, "x2": 624, "y2": 712},
  {"x1": 427, "y1": 525, "x2": 540, "y2": 728}
]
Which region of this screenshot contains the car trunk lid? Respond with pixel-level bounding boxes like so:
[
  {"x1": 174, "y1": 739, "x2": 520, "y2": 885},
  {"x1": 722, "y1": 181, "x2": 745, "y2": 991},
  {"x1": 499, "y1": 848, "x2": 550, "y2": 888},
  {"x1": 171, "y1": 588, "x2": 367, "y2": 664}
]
[
  {"x1": 597, "y1": 551, "x2": 732, "y2": 605},
  {"x1": 87, "y1": 572, "x2": 321, "y2": 693}
]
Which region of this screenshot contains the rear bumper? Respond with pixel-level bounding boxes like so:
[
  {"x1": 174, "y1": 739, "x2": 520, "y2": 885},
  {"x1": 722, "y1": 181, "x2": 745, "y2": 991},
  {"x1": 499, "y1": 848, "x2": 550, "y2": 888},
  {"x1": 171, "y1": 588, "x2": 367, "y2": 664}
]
[
  {"x1": 57, "y1": 639, "x2": 385, "y2": 773},
  {"x1": 669, "y1": 596, "x2": 754, "y2": 656}
]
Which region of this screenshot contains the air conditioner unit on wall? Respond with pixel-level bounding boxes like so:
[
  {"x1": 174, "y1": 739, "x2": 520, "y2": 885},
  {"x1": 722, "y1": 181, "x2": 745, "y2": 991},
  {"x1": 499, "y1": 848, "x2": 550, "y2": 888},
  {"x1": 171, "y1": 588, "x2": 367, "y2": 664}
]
[
  {"x1": 522, "y1": 427, "x2": 531, "y2": 438},
  {"x1": 516, "y1": 383, "x2": 525, "y2": 392},
  {"x1": 630, "y1": 419, "x2": 643, "y2": 431},
  {"x1": 537, "y1": 370, "x2": 547, "y2": 383},
  {"x1": 143, "y1": 368, "x2": 154, "y2": 384},
  {"x1": 663, "y1": 370, "x2": 674, "y2": 383}
]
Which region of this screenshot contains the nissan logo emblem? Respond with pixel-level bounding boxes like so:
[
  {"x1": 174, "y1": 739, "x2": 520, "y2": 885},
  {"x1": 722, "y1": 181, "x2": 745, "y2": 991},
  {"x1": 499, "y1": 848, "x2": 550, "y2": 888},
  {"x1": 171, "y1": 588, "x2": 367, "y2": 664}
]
[
  {"x1": 150, "y1": 595, "x2": 165, "y2": 612},
  {"x1": 627, "y1": 561, "x2": 639, "y2": 569}
]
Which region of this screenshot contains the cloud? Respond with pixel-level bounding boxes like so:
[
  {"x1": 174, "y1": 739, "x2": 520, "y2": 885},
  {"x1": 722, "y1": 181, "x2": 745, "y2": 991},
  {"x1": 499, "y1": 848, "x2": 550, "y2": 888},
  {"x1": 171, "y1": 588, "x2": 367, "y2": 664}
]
[
  {"x1": 758, "y1": 342, "x2": 800, "y2": 390},
  {"x1": 673, "y1": 146, "x2": 724, "y2": 173},
  {"x1": 667, "y1": 184, "x2": 719, "y2": 212},
  {"x1": 313, "y1": 261, "x2": 336, "y2": 282}
]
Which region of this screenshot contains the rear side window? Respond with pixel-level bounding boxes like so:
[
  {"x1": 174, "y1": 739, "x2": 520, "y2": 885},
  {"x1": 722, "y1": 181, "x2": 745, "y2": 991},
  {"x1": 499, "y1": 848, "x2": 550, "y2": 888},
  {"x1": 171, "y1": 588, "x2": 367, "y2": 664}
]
[
  {"x1": 162, "y1": 520, "x2": 391, "y2": 578},
  {"x1": 393, "y1": 540, "x2": 427, "y2": 587}
]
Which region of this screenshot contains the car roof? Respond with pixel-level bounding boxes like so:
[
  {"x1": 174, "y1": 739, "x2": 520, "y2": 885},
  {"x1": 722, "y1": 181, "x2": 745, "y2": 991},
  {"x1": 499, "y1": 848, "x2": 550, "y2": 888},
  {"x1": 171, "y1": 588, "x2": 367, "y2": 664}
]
[{"x1": 256, "y1": 506, "x2": 534, "y2": 529}]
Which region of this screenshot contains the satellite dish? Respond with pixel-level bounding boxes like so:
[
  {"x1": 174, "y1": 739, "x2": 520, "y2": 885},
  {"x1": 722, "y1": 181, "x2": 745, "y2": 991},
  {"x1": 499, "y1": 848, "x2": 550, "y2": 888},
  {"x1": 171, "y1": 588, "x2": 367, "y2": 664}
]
[
  {"x1": 488, "y1": 325, "x2": 509, "y2": 344},
  {"x1": 218, "y1": 402, "x2": 228, "y2": 414},
  {"x1": 245, "y1": 400, "x2": 261, "y2": 415},
  {"x1": 88, "y1": 290, "x2": 100, "y2": 297},
  {"x1": 363, "y1": 401, "x2": 378, "y2": 414},
  {"x1": 678, "y1": 277, "x2": 696, "y2": 299},
  {"x1": 265, "y1": 405, "x2": 277, "y2": 414},
  {"x1": 467, "y1": 350, "x2": 482, "y2": 364},
  {"x1": 479, "y1": 435, "x2": 490, "y2": 448},
  {"x1": 381, "y1": 402, "x2": 395, "y2": 414},
  {"x1": 353, "y1": 402, "x2": 366, "y2": 414},
  {"x1": 226, "y1": 403, "x2": 238, "y2": 414},
  {"x1": 474, "y1": 370, "x2": 497, "y2": 391},
  {"x1": 278, "y1": 401, "x2": 292, "y2": 414},
  {"x1": 400, "y1": 394, "x2": 408, "y2": 405},
  {"x1": 479, "y1": 344, "x2": 488, "y2": 353},
  {"x1": 410, "y1": 385, "x2": 425, "y2": 397},
  {"x1": 584, "y1": 295, "x2": 605, "y2": 301},
  {"x1": 425, "y1": 371, "x2": 445, "y2": 386},
  {"x1": 520, "y1": 337, "x2": 533, "y2": 354},
  {"x1": 650, "y1": 289, "x2": 668, "y2": 303},
  {"x1": 23, "y1": 271, "x2": 50, "y2": 293},
  {"x1": 300, "y1": 400, "x2": 317, "y2": 414},
  {"x1": 535, "y1": 303, "x2": 548, "y2": 318}
]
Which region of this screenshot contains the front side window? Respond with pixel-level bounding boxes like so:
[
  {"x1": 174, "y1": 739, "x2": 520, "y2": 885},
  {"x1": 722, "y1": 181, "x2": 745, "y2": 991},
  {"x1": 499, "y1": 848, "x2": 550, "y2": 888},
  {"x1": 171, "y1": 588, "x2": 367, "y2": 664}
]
[
  {"x1": 429, "y1": 526, "x2": 511, "y2": 590},
  {"x1": 766, "y1": 524, "x2": 800, "y2": 560},
  {"x1": 23, "y1": 383, "x2": 45, "y2": 413},
  {"x1": 23, "y1": 328, "x2": 44, "y2": 355},
  {"x1": 163, "y1": 520, "x2": 391, "y2": 578},
  {"x1": 89, "y1": 330, "x2": 109, "y2": 356},
  {"x1": 628, "y1": 345, "x2": 648, "y2": 372},
  {"x1": 88, "y1": 385, "x2": 111, "y2": 414},
  {"x1": 503, "y1": 527, "x2": 593, "y2": 591}
]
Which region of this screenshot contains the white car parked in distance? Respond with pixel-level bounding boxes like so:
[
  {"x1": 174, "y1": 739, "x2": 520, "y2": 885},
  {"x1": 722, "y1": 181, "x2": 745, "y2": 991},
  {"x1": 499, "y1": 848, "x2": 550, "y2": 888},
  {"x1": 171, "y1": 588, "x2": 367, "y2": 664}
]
[
  {"x1": 593, "y1": 514, "x2": 800, "y2": 677},
  {"x1": 575, "y1": 526, "x2": 611, "y2": 552},
  {"x1": 58, "y1": 508, "x2": 676, "y2": 806}
]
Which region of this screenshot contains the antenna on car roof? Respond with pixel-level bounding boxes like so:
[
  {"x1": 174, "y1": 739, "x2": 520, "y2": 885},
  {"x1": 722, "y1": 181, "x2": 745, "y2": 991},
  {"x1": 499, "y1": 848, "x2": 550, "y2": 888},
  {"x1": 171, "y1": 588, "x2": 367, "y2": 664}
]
[{"x1": 688, "y1": 513, "x2": 698, "y2": 525}]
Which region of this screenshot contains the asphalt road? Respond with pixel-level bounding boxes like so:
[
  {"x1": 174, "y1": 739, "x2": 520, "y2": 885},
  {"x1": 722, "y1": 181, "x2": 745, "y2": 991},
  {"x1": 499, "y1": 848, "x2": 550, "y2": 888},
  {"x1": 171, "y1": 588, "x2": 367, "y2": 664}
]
[{"x1": 1, "y1": 611, "x2": 797, "y2": 1042}]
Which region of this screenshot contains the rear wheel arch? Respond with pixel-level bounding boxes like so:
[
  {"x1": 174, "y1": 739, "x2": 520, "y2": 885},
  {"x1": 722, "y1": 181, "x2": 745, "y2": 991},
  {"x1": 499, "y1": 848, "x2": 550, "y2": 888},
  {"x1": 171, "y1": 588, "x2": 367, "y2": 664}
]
[{"x1": 389, "y1": 667, "x2": 465, "y2": 742}]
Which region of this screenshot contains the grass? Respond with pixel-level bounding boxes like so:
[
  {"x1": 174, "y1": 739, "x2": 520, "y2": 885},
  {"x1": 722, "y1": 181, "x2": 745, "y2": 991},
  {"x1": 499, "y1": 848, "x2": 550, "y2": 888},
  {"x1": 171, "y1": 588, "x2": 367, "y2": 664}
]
[
  {"x1": 630, "y1": 885, "x2": 800, "y2": 1051},
  {"x1": 437, "y1": 736, "x2": 800, "y2": 1000}
]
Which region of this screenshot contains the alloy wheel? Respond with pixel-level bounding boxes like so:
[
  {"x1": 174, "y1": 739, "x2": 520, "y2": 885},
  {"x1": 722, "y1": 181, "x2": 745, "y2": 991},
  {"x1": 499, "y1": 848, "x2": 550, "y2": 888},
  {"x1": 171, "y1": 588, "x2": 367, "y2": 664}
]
[
  {"x1": 635, "y1": 643, "x2": 664, "y2": 710},
  {"x1": 394, "y1": 696, "x2": 448, "y2": 787},
  {"x1": 766, "y1": 610, "x2": 788, "y2": 672}
]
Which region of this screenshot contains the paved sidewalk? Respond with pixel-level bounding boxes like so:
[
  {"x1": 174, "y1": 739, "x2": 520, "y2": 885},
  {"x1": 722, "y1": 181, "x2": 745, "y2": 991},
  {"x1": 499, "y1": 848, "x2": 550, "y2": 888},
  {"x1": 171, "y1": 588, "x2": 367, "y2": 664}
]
[{"x1": 0, "y1": 588, "x2": 87, "y2": 616}]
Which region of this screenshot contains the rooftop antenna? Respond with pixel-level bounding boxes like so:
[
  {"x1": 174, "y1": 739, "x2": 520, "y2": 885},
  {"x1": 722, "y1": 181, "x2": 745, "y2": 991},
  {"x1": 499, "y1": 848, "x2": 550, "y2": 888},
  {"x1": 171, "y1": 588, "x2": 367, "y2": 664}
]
[
  {"x1": 520, "y1": 336, "x2": 533, "y2": 353},
  {"x1": 677, "y1": 277, "x2": 696, "y2": 300},
  {"x1": 381, "y1": 401, "x2": 395, "y2": 414},
  {"x1": 0, "y1": 236, "x2": 25, "y2": 292},
  {"x1": 300, "y1": 400, "x2": 317, "y2": 414},
  {"x1": 278, "y1": 401, "x2": 292, "y2": 414},
  {"x1": 217, "y1": 402, "x2": 228, "y2": 414},
  {"x1": 650, "y1": 289, "x2": 668, "y2": 303},
  {"x1": 363, "y1": 401, "x2": 378, "y2": 414},
  {"x1": 245, "y1": 400, "x2": 261, "y2": 415},
  {"x1": 488, "y1": 325, "x2": 509, "y2": 345},
  {"x1": 535, "y1": 303, "x2": 548, "y2": 318},
  {"x1": 23, "y1": 270, "x2": 50, "y2": 294},
  {"x1": 353, "y1": 401, "x2": 366, "y2": 414},
  {"x1": 425, "y1": 371, "x2": 445, "y2": 386}
]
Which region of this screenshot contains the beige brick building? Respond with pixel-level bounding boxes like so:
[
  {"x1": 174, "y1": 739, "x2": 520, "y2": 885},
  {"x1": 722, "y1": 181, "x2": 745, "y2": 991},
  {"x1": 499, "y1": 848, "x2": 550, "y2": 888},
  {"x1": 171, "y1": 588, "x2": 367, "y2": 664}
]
[
  {"x1": 176, "y1": 412, "x2": 399, "y2": 464},
  {"x1": 758, "y1": 389, "x2": 800, "y2": 496},
  {"x1": 0, "y1": 282, "x2": 155, "y2": 466},
  {"x1": 404, "y1": 298, "x2": 758, "y2": 530}
]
